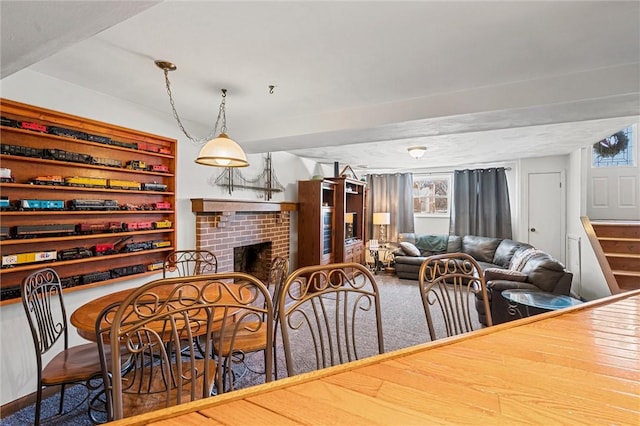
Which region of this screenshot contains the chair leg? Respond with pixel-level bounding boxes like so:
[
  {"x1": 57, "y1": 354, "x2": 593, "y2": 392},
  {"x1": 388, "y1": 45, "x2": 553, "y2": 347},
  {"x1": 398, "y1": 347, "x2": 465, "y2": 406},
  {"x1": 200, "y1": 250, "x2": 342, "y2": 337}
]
[
  {"x1": 58, "y1": 383, "x2": 66, "y2": 414},
  {"x1": 88, "y1": 374, "x2": 110, "y2": 424},
  {"x1": 263, "y1": 349, "x2": 270, "y2": 379},
  {"x1": 273, "y1": 346, "x2": 278, "y2": 380},
  {"x1": 34, "y1": 386, "x2": 43, "y2": 426}
]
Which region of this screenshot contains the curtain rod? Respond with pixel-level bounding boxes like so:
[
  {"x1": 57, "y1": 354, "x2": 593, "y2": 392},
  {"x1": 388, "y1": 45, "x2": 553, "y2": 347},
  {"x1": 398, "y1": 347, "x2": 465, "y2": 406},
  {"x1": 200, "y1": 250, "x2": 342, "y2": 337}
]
[
  {"x1": 414, "y1": 166, "x2": 512, "y2": 176},
  {"x1": 362, "y1": 166, "x2": 513, "y2": 177}
]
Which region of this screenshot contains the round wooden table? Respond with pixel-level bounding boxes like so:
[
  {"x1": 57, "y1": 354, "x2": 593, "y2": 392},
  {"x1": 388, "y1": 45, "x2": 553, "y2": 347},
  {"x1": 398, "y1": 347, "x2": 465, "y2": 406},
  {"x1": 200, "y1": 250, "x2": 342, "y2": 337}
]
[{"x1": 71, "y1": 280, "x2": 248, "y2": 341}]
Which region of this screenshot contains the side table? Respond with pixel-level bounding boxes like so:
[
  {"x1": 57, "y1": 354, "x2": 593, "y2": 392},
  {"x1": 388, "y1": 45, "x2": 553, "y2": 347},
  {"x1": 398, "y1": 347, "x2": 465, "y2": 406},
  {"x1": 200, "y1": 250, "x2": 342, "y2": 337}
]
[
  {"x1": 501, "y1": 289, "x2": 583, "y2": 320},
  {"x1": 368, "y1": 246, "x2": 395, "y2": 275}
]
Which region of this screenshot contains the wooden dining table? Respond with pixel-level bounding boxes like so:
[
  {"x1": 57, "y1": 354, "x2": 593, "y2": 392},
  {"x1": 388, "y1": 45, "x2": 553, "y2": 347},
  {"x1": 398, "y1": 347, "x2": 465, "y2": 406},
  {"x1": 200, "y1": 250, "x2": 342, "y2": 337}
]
[
  {"x1": 70, "y1": 279, "x2": 248, "y2": 342},
  {"x1": 105, "y1": 288, "x2": 640, "y2": 425}
]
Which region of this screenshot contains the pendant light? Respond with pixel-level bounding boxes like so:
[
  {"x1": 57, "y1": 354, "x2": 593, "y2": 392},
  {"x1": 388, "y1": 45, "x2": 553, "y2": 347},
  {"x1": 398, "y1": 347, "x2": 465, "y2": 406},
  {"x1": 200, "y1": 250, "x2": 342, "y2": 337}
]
[{"x1": 155, "y1": 60, "x2": 249, "y2": 167}]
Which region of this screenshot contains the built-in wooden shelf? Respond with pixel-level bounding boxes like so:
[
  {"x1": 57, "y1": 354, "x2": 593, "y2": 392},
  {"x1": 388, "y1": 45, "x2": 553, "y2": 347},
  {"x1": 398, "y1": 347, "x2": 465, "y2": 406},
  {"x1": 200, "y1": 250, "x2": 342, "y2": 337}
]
[{"x1": 0, "y1": 98, "x2": 177, "y2": 305}]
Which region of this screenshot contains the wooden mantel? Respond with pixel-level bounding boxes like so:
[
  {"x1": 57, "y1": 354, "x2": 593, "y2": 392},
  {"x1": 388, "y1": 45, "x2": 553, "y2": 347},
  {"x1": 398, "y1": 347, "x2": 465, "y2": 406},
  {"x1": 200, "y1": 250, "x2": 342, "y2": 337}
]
[{"x1": 191, "y1": 198, "x2": 298, "y2": 213}]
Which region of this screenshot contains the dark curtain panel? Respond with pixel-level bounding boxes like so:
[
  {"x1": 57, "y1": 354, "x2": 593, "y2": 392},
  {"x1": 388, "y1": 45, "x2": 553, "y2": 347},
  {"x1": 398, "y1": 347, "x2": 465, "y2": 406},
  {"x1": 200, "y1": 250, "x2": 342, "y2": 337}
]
[
  {"x1": 366, "y1": 173, "x2": 414, "y2": 243},
  {"x1": 449, "y1": 168, "x2": 512, "y2": 239}
]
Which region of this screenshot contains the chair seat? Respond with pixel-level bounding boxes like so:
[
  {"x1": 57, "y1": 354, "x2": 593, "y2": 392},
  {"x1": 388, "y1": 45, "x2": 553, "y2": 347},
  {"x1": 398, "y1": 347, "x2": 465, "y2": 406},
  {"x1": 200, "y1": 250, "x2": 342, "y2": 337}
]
[
  {"x1": 41, "y1": 342, "x2": 103, "y2": 385},
  {"x1": 121, "y1": 358, "x2": 216, "y2": 418},
  {"x1": 213, "y1": 322, "x2": 268, "y2": 356}
]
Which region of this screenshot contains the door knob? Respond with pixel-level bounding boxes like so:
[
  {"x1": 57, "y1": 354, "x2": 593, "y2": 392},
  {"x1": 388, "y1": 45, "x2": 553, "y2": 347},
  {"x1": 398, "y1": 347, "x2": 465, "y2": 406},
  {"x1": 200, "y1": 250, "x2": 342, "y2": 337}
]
[{"x1": 530, "y1": 228, "x2": 536, "y2": 232}]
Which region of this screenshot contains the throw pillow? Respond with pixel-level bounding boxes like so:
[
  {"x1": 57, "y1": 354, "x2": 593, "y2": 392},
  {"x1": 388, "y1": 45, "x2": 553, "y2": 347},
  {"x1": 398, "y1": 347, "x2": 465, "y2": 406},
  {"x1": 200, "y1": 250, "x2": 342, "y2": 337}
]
[
  {"x1": 509, "y1": 247, "x2": 541, "y2": 271},
  {"x1": 399, "y1": 241, "x2": 421, "y2": 257},
  {"x1": 484, "y1": 268, "x2": 527, "y2": 282}
]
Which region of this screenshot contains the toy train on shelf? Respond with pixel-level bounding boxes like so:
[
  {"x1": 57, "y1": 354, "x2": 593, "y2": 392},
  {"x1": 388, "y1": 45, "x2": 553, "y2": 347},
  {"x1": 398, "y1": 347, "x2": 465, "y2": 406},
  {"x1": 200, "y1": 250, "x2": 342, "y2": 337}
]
[
  {"x1": 0, "y1": 164, "x2": 169, "y2": 191},
  {"x1": 30, "y1": 176, "x2": 167, "y2": 192},
  {"x1": 1, "y1": 116, "x2": 172, "y2": 155},
  {"x1": 0, "y1": 144, "x2": 172, "y2": 173},
  {"x1": 0, "y1": 262, "x2": 168, "y2": 300},
  {"x1": 1, "y1": 197, "x2": 172, "y2": 213},
  {"x1": 1, "y1": 219, "x2": 173, "y2": 240},
  {"x1": 25, "y1": 174, "x2": 168, "y2": 191},
  {"x1": 1, "y1": 238, "x2": 172, "y2": 269}
]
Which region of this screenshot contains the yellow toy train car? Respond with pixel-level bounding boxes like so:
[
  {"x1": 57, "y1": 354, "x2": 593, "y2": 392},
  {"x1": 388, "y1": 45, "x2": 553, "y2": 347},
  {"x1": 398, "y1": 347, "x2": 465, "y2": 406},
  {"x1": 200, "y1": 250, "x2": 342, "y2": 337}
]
[
  {"x1": 65, "y1": 176, "x2": 108, "y2": 188},
  {"x1": 1, "y1": 250, "x2": 57, "y2": 268},
  {"x1": 147, "y1": 261, "x2": 165, "y2": 271},
  {"x1": 152, "y1": 220, "x2": 172, "y2": 229},
  {"x1": 107, "y1": 179, "x2": 141, "y2": 190}
]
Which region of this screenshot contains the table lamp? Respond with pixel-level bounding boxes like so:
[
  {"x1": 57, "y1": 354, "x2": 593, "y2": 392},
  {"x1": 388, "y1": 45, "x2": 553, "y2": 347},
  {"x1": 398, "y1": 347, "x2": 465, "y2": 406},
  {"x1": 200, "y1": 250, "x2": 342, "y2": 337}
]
[
  {"x1": 372, "y1": 212, "x2": 390, "y2": 244},
  {"x1": 345, "y1": 212, "x2": 354, "y2": 240}
]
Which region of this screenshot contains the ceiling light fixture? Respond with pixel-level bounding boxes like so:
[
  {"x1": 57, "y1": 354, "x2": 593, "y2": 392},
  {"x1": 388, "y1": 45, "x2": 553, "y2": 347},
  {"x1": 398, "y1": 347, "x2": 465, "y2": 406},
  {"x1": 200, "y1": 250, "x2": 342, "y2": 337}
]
[
  {"x1": 407, "y1": 146, "x2": 427, "y2": 159},
  {"x1": 155, "y1": 60, "x2": 249, "y2": 167}
]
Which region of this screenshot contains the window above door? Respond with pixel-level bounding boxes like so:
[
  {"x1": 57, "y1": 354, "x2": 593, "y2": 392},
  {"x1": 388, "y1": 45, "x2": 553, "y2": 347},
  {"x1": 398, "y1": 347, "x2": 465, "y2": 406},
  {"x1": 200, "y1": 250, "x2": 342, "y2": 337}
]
[{"x1": 592, "y1": 125, "x2": 635, "y2": 168}]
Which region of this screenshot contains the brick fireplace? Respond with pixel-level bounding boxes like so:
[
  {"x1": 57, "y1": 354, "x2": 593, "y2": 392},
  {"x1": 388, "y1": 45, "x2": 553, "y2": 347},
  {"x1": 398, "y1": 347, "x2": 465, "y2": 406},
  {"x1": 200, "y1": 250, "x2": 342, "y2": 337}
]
[{"x1": 191, "y1": 199, "x2": 297, "y2": 277}]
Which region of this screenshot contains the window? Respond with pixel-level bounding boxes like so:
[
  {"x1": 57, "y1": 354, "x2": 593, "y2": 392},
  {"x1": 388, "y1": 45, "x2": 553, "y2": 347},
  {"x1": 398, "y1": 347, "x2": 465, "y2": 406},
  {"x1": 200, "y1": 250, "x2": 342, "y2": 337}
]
[
  {"x1": 592, "y1": 125, "x2": 635, "y2": 167},
  {"x1": 413, "y1": 174, "x2": 451, "y2": 216}
]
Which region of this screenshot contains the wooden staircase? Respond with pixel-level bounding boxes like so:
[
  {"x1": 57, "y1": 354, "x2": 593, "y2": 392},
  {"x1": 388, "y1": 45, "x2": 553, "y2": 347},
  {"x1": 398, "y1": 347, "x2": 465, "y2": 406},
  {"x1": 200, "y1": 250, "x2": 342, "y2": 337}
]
[{"x1": 581, "y1": 217, "x2": 640, "y2": 293}]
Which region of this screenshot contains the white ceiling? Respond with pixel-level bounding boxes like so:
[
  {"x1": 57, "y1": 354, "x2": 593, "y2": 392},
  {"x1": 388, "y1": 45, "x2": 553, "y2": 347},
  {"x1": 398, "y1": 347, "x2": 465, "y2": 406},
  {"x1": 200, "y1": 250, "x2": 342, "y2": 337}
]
[{"x1": 1, "y1": 1, "x2": 639, "y2": 173}]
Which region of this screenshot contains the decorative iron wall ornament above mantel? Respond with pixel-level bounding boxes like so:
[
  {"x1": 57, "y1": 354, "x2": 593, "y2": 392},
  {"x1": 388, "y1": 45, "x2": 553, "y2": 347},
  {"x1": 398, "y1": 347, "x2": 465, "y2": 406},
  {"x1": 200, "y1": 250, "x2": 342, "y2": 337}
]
[{"x1": 211, "y1": 153, "x2": 284, "y2": 200}]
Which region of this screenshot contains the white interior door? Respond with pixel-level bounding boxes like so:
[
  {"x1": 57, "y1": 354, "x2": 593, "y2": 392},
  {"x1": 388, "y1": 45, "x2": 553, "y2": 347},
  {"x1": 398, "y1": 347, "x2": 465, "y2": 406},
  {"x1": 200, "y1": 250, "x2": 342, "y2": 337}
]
[
  {"x1": 528, "y1": 172, "x2": 564, "y2": 262},
  {"x1": 587, "y1": 163, "x2": 640, "y2": 221},
  {"x1": 587, "y1": 125, "x2": 640, "y2": 220}
]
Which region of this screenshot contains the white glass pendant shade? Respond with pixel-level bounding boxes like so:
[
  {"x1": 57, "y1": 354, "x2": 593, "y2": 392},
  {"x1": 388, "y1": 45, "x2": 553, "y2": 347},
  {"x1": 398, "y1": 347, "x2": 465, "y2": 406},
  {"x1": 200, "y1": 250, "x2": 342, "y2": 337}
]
[{"x1": 195, "y1": 133, "x2": 249, "y2": 167}]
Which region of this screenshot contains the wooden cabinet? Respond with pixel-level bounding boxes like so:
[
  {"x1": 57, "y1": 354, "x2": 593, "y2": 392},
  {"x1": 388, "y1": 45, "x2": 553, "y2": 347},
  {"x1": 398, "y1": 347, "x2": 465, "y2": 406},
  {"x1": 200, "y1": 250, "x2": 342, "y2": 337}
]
[
  {"x1": 297, "y1": 177, "x2": 366, "y2": 268},
  {"x1": 297, "y1": 179, "x2": 336, "y2": 266},
  {"x1": 344, "y1": 240, "x2": 364, "y2": 264},
  {"x1": 0, "y1": 98, "x2": 177, "y2": 305},
  {"x1": 330, "y1": 177, "x2": 366, "y2": 265}
]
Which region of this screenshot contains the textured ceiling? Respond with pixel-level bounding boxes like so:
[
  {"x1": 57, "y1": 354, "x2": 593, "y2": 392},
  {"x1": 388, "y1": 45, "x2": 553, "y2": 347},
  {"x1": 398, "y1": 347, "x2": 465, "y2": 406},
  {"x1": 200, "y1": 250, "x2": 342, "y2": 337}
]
[{"x1": 1, "y1": 1, "x2": 639, "y2": 173}]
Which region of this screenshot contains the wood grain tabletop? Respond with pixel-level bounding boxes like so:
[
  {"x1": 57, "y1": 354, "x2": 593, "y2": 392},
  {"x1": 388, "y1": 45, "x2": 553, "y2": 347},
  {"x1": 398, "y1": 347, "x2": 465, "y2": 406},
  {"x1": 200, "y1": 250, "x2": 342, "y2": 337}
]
[
  {"x1": 70, "y1": 280, "x2": 247, "y2": 341},
  {"x1": 108, "y1": 289, "x2": 640, "y2": 425}
]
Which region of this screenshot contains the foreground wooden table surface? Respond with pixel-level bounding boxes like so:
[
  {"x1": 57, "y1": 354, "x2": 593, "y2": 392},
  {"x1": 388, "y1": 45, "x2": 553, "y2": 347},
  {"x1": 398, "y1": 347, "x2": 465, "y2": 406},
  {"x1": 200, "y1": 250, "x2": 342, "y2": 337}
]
[{"x1": 111, "y1": 289, "x2": 640, "y2": 425}]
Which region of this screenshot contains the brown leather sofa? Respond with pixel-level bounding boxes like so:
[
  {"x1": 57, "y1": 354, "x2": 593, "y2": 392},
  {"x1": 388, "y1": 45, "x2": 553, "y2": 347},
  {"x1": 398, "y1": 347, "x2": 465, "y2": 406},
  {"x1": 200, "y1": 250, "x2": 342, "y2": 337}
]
[{"x1": 393, "y1": 233, "x2": 573, "y2": 325}]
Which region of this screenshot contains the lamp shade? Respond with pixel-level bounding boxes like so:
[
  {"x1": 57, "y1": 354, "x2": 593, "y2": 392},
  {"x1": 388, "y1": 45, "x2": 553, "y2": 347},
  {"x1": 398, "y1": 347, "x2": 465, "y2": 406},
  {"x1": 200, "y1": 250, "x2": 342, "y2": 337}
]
[
  {"x1": 407, "y1": 146, "x2": 427, "y2": 159},
  {"x1": 372, "y1": 212, "x2": 390, "y2": 225},
  {"x1": 195, "y1": 133, "x2": 249, "y2": 167}
]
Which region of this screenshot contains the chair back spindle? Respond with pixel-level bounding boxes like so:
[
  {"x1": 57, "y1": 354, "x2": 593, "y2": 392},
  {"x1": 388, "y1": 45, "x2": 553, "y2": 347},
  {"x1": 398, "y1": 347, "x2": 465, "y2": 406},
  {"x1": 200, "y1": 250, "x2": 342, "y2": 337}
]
[
  {"x1": 278, "y1": 262, "x2": 384, "y2": 377},
  {"x1": 418, "y1": 253, "x2": 492, "y2": 341},
  {"x1": 23, "y1": 268, "x2": 104, "y2": 425},
  {"x1": 23, "y1": 268, "x2": 69, "y2": 357},
  {"x1": 163, "y1": 250, "x2": 218, "y2": 277},
  {"x1": 96, "y1": 272, "x2": 273, "y2": 420}
]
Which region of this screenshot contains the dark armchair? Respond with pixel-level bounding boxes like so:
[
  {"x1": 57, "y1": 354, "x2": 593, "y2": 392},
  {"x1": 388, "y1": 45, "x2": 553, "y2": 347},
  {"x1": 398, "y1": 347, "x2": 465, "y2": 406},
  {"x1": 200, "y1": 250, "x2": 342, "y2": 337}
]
[{"x1": 475, "y1": 249, "x2": 573, "y2": 325}]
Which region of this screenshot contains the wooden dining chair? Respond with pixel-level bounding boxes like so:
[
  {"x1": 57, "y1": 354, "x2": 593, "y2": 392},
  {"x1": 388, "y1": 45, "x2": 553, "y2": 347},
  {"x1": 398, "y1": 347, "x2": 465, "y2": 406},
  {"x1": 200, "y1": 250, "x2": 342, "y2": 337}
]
[
  {"x1": 21, "y1": 268, "x2": 105, "y2": 425},
  {"x1": 212, "y1": 256, "x2": 289, "y2": 384},
  {"x1": 96, "y1": 272, "x2": 273, "y2": 420},
  {"x1": 278, "y1": 262, "x2": 384, "y2": 377},
  {"x1": 163, "y1": 249, "x2": 218, "y2": 277},
  {"x1": 418, "y1": 252, "x2": 492, "y2": 341}
]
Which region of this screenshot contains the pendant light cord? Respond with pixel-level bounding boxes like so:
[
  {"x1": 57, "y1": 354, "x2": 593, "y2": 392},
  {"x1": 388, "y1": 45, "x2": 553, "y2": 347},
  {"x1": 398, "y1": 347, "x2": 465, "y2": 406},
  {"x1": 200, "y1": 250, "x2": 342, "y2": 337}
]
[
  {"x1": 217, "y1": 89, "x2": 228, "y2": 135},
  {"x1": 162, "y1": 68, "x2": 221, "y2": 144}
]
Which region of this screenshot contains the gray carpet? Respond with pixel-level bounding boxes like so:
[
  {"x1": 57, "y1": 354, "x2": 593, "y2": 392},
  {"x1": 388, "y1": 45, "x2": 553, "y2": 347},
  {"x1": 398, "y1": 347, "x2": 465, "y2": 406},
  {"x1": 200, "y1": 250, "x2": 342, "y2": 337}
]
[{"x1": 2, "y1": 274, "x2": 478, "y2": 425}]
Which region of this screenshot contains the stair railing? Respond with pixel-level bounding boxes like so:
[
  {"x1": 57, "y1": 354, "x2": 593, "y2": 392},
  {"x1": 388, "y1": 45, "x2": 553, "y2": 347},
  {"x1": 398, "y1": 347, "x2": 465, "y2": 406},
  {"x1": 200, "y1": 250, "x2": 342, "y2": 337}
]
[{"x1": 580, "y1": 216, "x2": 621, "y2": 294}]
